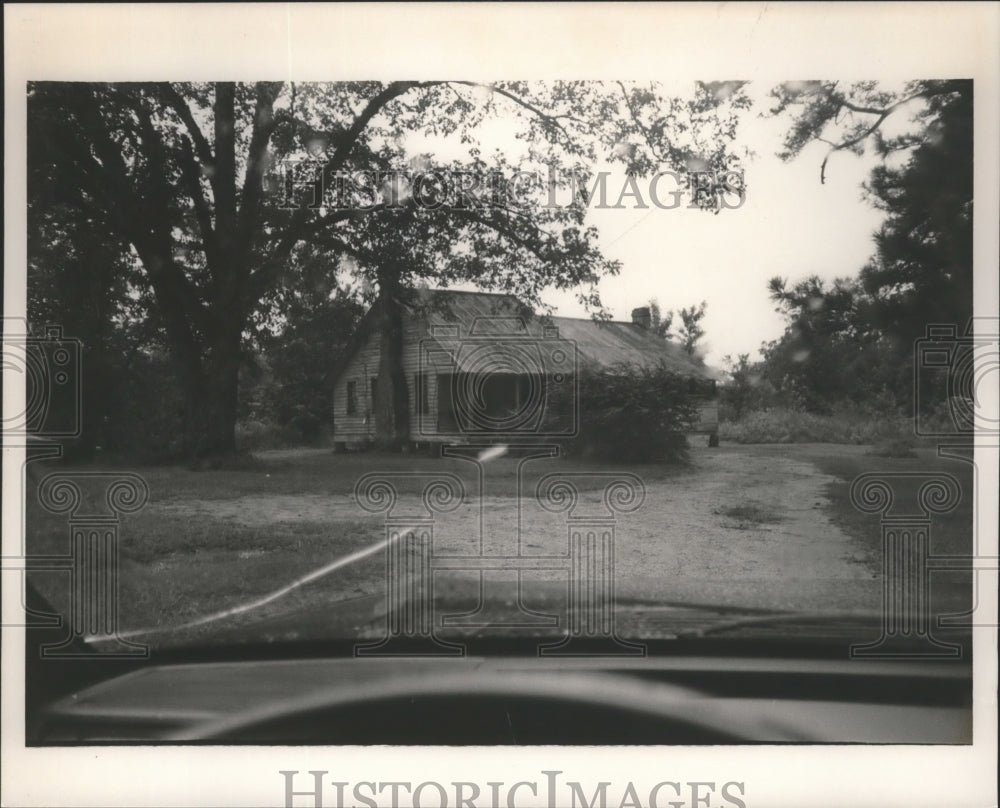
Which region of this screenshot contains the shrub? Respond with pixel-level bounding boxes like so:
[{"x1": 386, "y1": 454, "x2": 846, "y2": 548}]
[
  {"x1": 917, "y1": 398, "x2": 973, "y2": 436},
  {"x1": 235, "y1": 418, "x2": 304, "y2": 452},
  {"x1": 555, "y1": 362, "x2": 699, "y2": 463},
  {"x1": 719, "y1": 405, "x2": 920, "y2": 447},
  {"x1": 98, "y1": 349, "x2": 189, "y2": 464}
]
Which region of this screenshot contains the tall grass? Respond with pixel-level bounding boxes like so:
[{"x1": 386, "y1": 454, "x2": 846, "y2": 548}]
[{"x1": 719, "y1": 406, "x2": 920, "y2": 453}]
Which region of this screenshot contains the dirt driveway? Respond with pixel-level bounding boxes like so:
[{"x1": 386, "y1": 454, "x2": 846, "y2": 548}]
[{"x1": 148, "y1": 446, "x2": 880, "y2": 617}]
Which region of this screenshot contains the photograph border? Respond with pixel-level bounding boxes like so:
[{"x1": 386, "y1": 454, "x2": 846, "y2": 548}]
[{"x1": 3, "y1": 3, "x2": 998, "y2": 807}]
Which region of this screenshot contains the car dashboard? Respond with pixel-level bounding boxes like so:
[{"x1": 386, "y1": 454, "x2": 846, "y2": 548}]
[{"x1": 32, "y1": 648, "x2": 972, "y2": 745}]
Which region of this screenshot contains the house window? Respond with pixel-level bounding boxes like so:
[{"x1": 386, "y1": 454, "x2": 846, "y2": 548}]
[
  {"x1": 346, "y1": 381, "x2": 357, "y2": 415},
  {"x1": 370, "y1": 377, "x2": 378, "y2": 410},
  {"x1": 414, "y1": 373, "x2": 429, "y2": 416},
  {"x1": 437, "y1": 373, "x2": 457, "y2": 431}
]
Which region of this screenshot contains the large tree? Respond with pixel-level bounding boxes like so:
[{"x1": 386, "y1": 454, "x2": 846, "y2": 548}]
[
  {"x1": 28, "y1": 81, "x2": 749, "y2": 460},
  {"x1": 26, "y1": 121, "x2": 155, "y2": 460},
  {"x1": 762, "y1": 80, "x2": 973, "y2": 413},
  {"x1": 860, "y1": 82, "x2": 973, "y2": 347}
]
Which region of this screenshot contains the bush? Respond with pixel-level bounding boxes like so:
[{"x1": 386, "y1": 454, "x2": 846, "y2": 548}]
[
  {"x1": 96, "y1": 349, "x2": 189, "y2": 464},
  {"x1": 555, "y1": 362, "x2": 699, "y2": 463},
  {"x1": 719, "y1": 405, "x2": 919, "y2": 447},
  {"x1": 235, "y1": 418, "x2": 307, "y2": 452},
  {"x1": 917, "y1": 398, "x2": 973, "y2": 436}
]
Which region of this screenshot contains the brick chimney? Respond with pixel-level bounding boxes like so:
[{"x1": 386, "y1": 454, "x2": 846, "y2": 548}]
[{"x1": 631, "y1": 306, "x2": 651, "y2": 330}]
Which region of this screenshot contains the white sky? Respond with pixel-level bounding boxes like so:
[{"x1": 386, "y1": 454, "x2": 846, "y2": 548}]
[
  {"x1": 409, "y1": 82, "x2": 898, "y2": 369},
  {"x1": 544, "y1": 96, "x2": 887, "y2": 367}
]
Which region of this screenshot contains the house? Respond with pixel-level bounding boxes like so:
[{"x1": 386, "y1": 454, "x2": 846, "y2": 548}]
[{"x1": 330, "y1": 289, "x2": 719, "y2": 449}]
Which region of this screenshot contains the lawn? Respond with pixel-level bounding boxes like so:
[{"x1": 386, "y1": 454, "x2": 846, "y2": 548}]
[
  {"x1": 23, "y1": 442, "x2": 977, "y2": 647},
  {"x1": 23, "y1": 447, "x2": 692, "y2": 646},
  {"x1": 745, "y1": 443, "x2": 976, "y2": 621},
  {"x1": 753, "y1": 443, "x2": 976, "y2": 561}
]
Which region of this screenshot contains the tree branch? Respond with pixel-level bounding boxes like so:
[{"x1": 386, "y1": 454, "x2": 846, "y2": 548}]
[
  {"x1": 820, "y1": 88, "x2": 940, "y2": 183},
  {"x1": 236, "y1": 82, "x2": 284, "y2": 269},
  {"x1": 72, "y1": 87, "x2": 213, "y2": 352},
  {"x1": 452, "y1": 81, "x2": 589, "y2": 147},
  {"x1": 616, "y1": 80, "x2": 653, "y2": 144},
  {"x1": 447, "y1": 206, "x2": 552, "y2": 264},
  {"x1": 323, "y1": 81, "x2": 426, "y2": 178},
  {"x1": 177, "y1": 134, "x2": 219, "y2": 268},
  {"x1": 161, "y1": 83, "x2": 215, "y2": 168}
]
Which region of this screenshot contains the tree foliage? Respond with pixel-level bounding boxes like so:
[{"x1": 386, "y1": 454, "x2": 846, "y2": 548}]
[
  {"x1": 27, "y1": 80, "x2": 750, "y2": 460},
  {"x1": 769, "y1": 79, "x2": 968, "y2": 183},
  {"x1": 675, "y1": 301, "x2": 708, "y2": 357},
  {"x1": 648, "y1": 299, "x2": 707, "y2": 357},
  {"x1": 647, "y1": 299, "x2": 674, "y2": 340},
  {"x1": 745, "y1": 80, "x2": 973, "y2": 419},
  {"x1": 250, "y1": 286, "x2": 364, "y2": 443}
]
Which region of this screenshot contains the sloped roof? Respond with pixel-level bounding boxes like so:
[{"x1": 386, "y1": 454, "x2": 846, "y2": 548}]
[
  {"x1": 332, "y1": 289, "x2": 715, "y2": 383},
  {"x1": 410, "y1": 289, "x2": 714, "y2": 379},
  {"x1": 548, "y1": 316, "x2": 712, "y2": 376}
]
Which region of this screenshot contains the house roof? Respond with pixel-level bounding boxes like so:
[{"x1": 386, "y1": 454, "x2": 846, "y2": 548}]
[
  {"x1": 408, "y1": 289, "x2": 715, "y2": 379},
  {"x1": 548, "y1": 316, "x2": 712, "y2": 376},
  {"x1": 332, "y1": 288, "x2": 716, "y2": 382},
  {"x1": 333, "y1": 289, "x2": 718, "y2": 379}
]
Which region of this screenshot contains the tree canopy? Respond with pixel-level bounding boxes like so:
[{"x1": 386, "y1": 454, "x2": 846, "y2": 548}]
[
  {"x1": 728, "y1": 80, "x2": 974, "y2": 419},
  {"x1": 27, "y1": 80, "x2": 750, "y2": 459}
]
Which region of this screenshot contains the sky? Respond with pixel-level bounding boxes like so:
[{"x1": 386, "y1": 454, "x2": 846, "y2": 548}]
[
  {"x1": 410, "y1": 82, "x2": 901, "y2": 369},
  {"x1": 545, "y1": 99, "x2": 887, "y2": 367}
]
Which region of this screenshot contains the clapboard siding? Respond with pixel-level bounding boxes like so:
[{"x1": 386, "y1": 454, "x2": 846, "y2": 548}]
[
  {"x1": 332, "y1": 312, "x2": 446, "y2": 441},
  {"x1": 331, "y1": 331, "x2": 380, "y2": 441}
]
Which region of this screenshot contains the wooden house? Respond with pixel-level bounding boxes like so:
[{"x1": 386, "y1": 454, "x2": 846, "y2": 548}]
[{"x1": 330, "y1": 289, "x2": 719, "y2": 448}]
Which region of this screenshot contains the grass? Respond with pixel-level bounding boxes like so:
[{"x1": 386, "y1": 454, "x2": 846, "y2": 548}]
[
  {"x1": 744, "y1": 443, "x2": 975, "y2": 617},
  {"x1": 23, "y1": 447, "x2": 692, "y2": 646},
  {"x1": 25, "y1": 442, "x2": 976, "y2": 643},
  {"x1": 865, "y1": 436, "x2": 918, "y2": 458},
  {"x1": 713, "y1": 501, "x2": 784, "y2": 528},
  {"x1": 32, "y1": 446, "x2": 692, "y2": 503},
  {"x1": 786, "y1": 445, "x2": 973, "y2": 558},
  {"x1": 27, "y1": 505, "x2": 384, "y2": 643}
]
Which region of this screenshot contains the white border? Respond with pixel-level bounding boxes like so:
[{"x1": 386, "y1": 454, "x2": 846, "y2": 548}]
[{"x1": 4, "y1": 4, "x2": 998, "y2": 807}]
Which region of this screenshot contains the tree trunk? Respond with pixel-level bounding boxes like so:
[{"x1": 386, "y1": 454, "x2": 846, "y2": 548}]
[
  {"x1": 186, "y1": 328, "x2": 241, "y2": 467},
  {"x1": 198, "y1": 360, "x2": 240, "y2": 460},
  {"x1": 374, "y1": 273, "x2": 410, "y2": 450}
]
